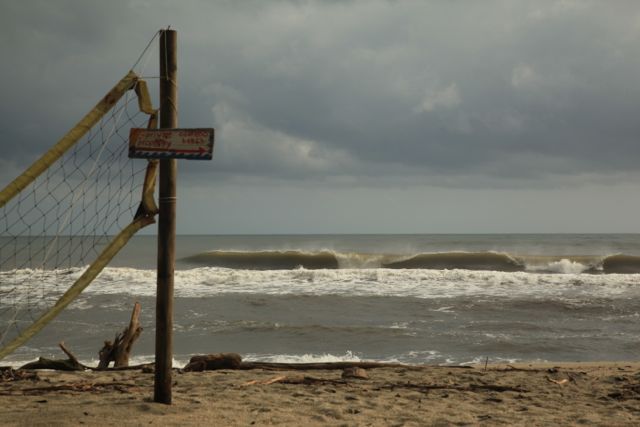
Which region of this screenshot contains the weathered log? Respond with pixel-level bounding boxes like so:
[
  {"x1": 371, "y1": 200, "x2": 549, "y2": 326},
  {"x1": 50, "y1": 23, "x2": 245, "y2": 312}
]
[
  {"x1": 183, "y1": 353, "x2": 242, "y2": 372},
  {"x1": 59, "y1": 342, "x2": 82, "y2": 366},
  {"x1": 20, "y1": 357, "x2": 82, "y2": 371},
  {"x1": 19, "y1": 342, "x2": 86, "y2": 371},
  {"x1": 183, "y1": 357, "x2": 471, "y2": 372},
  {"x1": 16, "y1": 340, "x2": 153, "y2": 372},
  {"x1": 98, "y1": 302, "x2": 142, "y2": 369}
]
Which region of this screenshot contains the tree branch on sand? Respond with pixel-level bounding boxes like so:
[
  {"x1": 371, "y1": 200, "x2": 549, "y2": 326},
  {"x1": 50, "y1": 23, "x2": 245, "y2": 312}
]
[
  {"x1": 98, "y1": 302, "x2": 143, "y2": 369},
  {"x1": 19, "y1": 342, "x2": 89, "y2": 371},
  {"x1": 18, "y1": 303, "x2": 143, "y2": 371}
]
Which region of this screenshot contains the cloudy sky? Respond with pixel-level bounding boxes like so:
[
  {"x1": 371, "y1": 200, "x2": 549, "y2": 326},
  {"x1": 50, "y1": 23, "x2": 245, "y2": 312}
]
[{"x1": 2, "y1": 0, "x2": 640, "y2": 234}]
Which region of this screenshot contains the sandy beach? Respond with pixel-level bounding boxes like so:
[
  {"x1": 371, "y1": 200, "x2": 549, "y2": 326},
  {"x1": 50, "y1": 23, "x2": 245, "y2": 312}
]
[{"x1": 0, "y1": 362, "x2": 639, "y2": 426}]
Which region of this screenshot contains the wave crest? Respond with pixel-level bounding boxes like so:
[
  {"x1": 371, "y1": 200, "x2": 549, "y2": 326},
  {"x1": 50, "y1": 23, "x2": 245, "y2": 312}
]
[
  {"x1": 382, "y1": 252, "x2": 523, "y2": 271},
  {"x1": 602, "y1": 255, "x2": 640, "y2": 273},
  {"x1": 179, "y1": 250, "x2": 640, "y2": 274}
]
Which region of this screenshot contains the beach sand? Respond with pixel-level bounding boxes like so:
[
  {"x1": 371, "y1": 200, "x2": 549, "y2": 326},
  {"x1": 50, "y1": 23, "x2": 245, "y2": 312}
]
[{"x1": 1, "y1": 362, "x2": 639, "y2": 426}]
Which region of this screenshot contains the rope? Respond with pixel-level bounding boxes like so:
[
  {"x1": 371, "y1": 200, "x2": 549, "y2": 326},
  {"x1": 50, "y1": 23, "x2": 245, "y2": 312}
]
[{"x1": 131, "y1": 30, "x2": 161, "y2": 73}]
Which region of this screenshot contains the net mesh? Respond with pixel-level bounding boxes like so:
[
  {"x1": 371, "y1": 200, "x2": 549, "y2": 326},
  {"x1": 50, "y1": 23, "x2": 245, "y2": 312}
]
[{"x1": 0, "y1": 77, "x2": 153, "y2": 353}]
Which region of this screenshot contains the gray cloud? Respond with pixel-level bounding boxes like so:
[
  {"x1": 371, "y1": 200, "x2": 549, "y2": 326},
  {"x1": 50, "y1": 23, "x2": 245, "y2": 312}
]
[
  {"x1": 4, "y1": 1, "x2": 640, "y2": 186},
  {"x1": 2, "y1": 1, "x2": 640, "y2": 232},
  {"x1": 181, "y1": 0, "x2": 640, "y2": 186}
]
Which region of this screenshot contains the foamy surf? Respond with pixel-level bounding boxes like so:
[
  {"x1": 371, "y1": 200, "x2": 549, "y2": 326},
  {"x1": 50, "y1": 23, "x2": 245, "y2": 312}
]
[
  {"x1": 242, "y1": 351, "x2": 362, "y2": 364},
  {"x1": 4, "y1": 265, "x2": 640, "y2": 304},
  {"x1": 3, "y1": 235, "x2": 640, "y2": 367}
]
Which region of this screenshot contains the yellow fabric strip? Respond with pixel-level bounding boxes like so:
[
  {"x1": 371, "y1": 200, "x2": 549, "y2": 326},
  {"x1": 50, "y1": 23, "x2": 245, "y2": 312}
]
[
  {"x1": 134, "y1": 79, "x2": 158, "y2": 130},
  {"x1": 141, "y1": 160, "x2": 159, "y2": 216},
  {"x1": 134, "y1": 79, "x2": 157, "y2": 115},
  {"x1": 0, "y1": 215, "x2": 155, "y2": 361},
  {"x1": 133, "y1": 80, "x2": 159, "y2": 219},
  {"x1": 0, "y1": 71, "x2": 139, "y2": 209}
]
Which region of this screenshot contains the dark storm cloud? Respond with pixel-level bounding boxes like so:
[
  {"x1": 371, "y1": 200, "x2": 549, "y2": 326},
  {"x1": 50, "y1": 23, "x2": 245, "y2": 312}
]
[
  {"x1": 2, "y1": 0, "x2": 640, "y2": 188},
  {"x1": 193, "y1": 0, "x2": 640, "y2": 185},
  {"x1": 0, "y1": 0, "x2": 142, "y2": 164}
]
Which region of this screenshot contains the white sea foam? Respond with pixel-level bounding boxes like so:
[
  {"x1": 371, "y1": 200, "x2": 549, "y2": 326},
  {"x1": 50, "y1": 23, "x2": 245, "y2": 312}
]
[
  {"x1": 243, "y1": 350, "x2": 362, "y2": 364},
  {"x1": 3, "y1": 266, "x2": 640, "y2": 305},
  {"x1": 388, "y1": 322, "x2": 410, "y2": 329},
  {"x1": 1, "y1": 354, "x2": 187, "y2": 369},
  {"x1": 431, "y1": 306, "x2": 456, "y2": 313},
  {"x1": 526, "y1": 258, "x2": 591, "y2": 274},
  {"x1": 458, "y1": 356, "x2": 520, "y2": 366},
  {"x1": 391, "y1": 350, "x2": 440, "y2": 364}
]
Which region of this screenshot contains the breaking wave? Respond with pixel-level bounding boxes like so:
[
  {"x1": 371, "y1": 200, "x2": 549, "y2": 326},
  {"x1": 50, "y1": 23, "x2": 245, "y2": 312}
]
[{"x1": 181, "y1": 250, "x2": 640, "y2": 274}]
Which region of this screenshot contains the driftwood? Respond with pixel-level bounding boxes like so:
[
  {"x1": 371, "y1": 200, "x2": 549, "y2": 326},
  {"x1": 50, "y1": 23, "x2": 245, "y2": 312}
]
[
  {"x1": 242, "y1": 375, "x2": 289, "y2": 386},
  {"x1": 183, "y1": 354, "x2": 473, "y2": 372},
  {"x1": 19, "y1": 342, "x2": 87, "y2": 371},
  {"x1": 98, "y1": 302, "x2": 142, "y2": 369},
  {"x1": 183, "y1": 353, "x2": 243, "y2": 372},
  {"x1": 19, "y1": 303, "x2": 144, "y2": 372},
  {"x1": 19, "y1": 358, "x2": 81, "y2": 371},
  {"x1": 18, "y1": 343, "x2": 152, "y2": 372}
]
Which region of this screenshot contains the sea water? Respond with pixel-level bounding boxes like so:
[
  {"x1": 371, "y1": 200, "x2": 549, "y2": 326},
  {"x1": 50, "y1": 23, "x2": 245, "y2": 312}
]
[{"x1": 2, "y1": 234, "x2": 640, "y2": 367}]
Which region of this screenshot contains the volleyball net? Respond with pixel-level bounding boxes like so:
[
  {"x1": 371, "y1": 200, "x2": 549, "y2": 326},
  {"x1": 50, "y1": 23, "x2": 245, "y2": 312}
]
[{"x1": 0, "y1": 69, "x2": 159, "y2": 360}]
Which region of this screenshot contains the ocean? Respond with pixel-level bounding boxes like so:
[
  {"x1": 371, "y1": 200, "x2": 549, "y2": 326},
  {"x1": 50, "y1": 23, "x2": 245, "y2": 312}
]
[{"x1": 2, "y1": 234, "x2": 640, "y2": 367}]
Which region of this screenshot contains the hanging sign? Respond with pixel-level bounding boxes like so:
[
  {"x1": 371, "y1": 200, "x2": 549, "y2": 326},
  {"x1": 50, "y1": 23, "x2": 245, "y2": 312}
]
[{"x1": 129, "y1": 128, "x2": 214, "y2": 160}]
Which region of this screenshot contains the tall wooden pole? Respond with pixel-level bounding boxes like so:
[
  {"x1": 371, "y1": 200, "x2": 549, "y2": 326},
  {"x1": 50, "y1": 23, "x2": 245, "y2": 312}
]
[{"x1": 155, "y1": 29, "x2": 177, "y2": 404}]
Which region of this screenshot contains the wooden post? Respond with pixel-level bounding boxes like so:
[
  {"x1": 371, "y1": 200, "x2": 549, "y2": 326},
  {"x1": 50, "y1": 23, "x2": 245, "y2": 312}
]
[{"x1": 155, "y1": 29, "x2": 177, "y2": 404}]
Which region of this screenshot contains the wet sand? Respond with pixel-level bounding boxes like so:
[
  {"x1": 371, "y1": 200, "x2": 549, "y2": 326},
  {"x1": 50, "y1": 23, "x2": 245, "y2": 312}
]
[{"x1": 1, "y1": 362, "x2": 639, "y2": 426}]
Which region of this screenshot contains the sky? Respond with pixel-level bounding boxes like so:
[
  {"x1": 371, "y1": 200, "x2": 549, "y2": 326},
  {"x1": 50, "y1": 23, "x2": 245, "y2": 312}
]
[{"x1": 1, "y1": 0, "x2": 640, "y2": 234}]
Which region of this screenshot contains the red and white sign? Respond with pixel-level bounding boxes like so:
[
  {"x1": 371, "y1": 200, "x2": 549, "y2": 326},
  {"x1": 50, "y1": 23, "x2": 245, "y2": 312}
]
[{"x1": 129, "y1": 128, "x2": 214, "y2": 160}]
